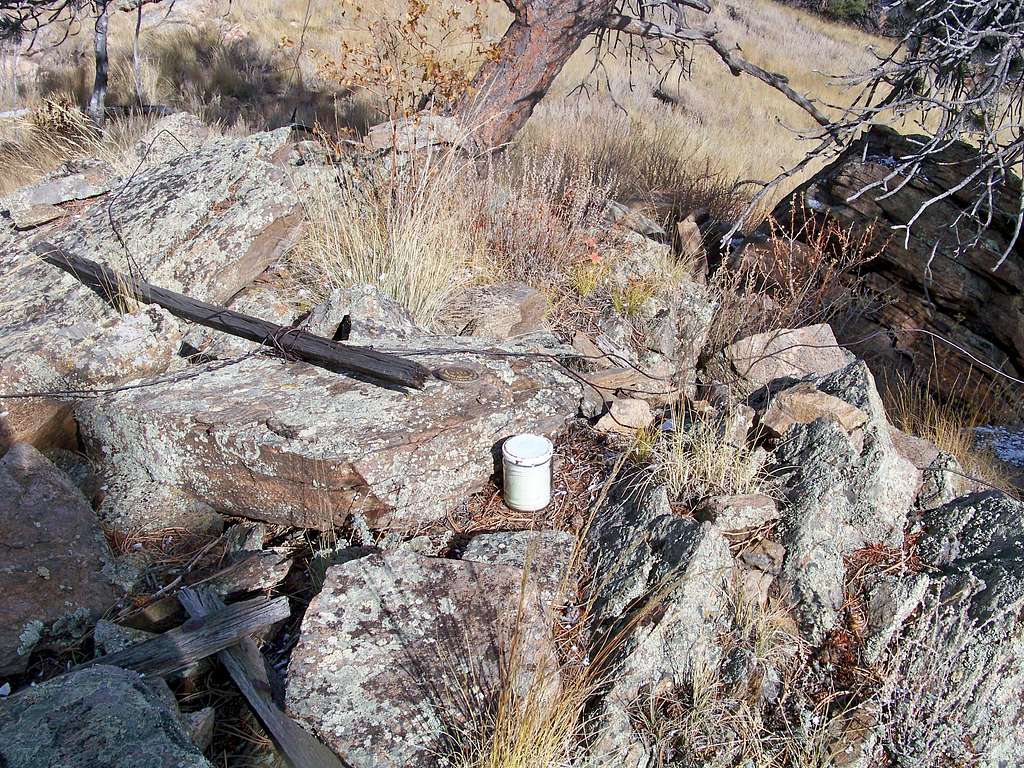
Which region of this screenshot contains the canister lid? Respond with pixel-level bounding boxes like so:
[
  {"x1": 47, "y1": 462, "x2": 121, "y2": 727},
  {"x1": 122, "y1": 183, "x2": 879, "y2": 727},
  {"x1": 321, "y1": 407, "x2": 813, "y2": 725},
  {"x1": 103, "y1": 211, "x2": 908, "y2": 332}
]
[{"x1": 502, "y1": 434, "x2": 554, "y2": 467}]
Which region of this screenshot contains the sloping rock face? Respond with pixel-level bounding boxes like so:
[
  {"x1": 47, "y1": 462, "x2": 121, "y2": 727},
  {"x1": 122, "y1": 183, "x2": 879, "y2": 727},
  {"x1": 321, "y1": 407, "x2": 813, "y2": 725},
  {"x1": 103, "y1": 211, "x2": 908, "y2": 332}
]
[
  {"x1": 766, "y1": 361, "x2": 919, "y2": 644},
  {"x1": 0, "y1": 665, "x2": 211, "y2": 768},
  {"x1": 75, "y1": 336, "x2": 581, "y2": 533},
  {"x1": 771, "y1": 125, "x2": 1024, "y2": 411},
  {"x1": 286, "y1": 549, "x2": 557, "y2": 768},
  {"x1": 0, "y1": 443, "x2": 118, "y2": 675},
  {"x1": 0, "y1": 126, "x2": 301, "y2": 438},
  {"x1": 908, "y1": 491, "x2": 1024, "y2": 764}
]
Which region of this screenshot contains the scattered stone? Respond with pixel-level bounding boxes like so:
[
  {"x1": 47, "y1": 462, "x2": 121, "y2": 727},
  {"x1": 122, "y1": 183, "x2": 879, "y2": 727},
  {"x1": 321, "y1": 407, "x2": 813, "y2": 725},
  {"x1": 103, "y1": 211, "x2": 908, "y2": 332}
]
[
  {"x1": 2, "y1": 158, "x2": 118, "y2": 229},
  {"x1": 0, "y1": 443, "x2": 118, "y2": 675},
  {"x1": 76, "y1": 335, "x2": 581, "y2": 533},
  {"x1": 695, "y1": 493, "x2": 780, "y2": 531},
  {"x1": 757, "y1": 381, "x2": 869, "y2": 437},
  {"x1": 0, "y1": 665, "x2": 211, "y2": 768},
  {"x1": 595, "y1": 397, "x2": 654, "y2": 434},
  {"x1": 725, "y1": 324, "x2": 854, "y2": 390},
  {"x1": 604, "y1": 199, "x2": 667, "y2": 239},
  {"x1": 286, "y1": 550, "x2": 556, "y2": 768},
  {"x1": 93, "y1": 620, "x2": 156, "y2": 656},
  {"x1": 364, "y1": 114, "x2": 469, "y2": 153},
  {"x1": 437, "y1": 282, "x2": 547, "y2": 340},
  {"x1": 186, "y1": 707, "x2": 217, "y2": 752}
]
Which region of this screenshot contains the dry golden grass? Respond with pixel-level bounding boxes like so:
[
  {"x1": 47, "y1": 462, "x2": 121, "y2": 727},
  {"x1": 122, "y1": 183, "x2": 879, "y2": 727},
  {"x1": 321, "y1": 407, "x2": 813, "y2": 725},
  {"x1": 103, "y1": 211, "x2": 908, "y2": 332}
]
[
  {"x1": 631, "y1": 403, "x2": 777, "y2": 503},
  {"x1": 291, "y1": 150, "x2": 482, "y2": 327},
  {"x1": 885, "y1": 373, "x2": 1016, "y2": 494}
]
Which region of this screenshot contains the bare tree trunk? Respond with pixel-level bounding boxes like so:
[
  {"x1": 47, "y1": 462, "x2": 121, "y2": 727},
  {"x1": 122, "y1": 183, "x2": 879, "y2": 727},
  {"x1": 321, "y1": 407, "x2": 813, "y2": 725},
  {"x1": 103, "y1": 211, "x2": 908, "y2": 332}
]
[
  {"x1": 87, "y1": 1, "x2": 109, "y2": 126},
  {"x1": 456, "y1": 0, "x2": 616, "y2": 151}
]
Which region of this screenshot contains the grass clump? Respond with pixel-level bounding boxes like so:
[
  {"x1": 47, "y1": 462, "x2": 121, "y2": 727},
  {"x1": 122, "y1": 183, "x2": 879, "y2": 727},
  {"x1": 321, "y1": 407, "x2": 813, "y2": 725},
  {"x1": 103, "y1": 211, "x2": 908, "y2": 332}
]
[
  {"x1": 291, "y1": 150, "x2": 481, "y2": 328},
  {"x1": 632, "y1": 405, "x2": 776, "y2": 503},
  {"x1": 885, "y1": 373, "x2": 1014, "y2": 494}
]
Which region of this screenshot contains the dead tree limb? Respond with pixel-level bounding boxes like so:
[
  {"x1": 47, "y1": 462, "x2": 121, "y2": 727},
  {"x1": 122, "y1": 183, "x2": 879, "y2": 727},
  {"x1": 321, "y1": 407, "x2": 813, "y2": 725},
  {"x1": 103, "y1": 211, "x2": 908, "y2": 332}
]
[
  {"x1": 35, "y1": 242, "x2": 431, "y2": 390},
  {"x1": 76, "y1": 594, "x2": 290, "y2": 678},
  {"x1": 179, "y1": 587, "x2": 349, "y2": 768},
  {"x1": 450, "y1": 0, "x2": 833, "y2": 152}
]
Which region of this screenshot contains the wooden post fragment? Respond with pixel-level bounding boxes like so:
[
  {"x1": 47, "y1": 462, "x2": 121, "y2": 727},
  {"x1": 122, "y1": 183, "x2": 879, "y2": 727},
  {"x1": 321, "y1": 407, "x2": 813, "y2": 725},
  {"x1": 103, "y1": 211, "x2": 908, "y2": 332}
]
[
  {"x1": 178, "y1": 587, "x2": 348, "y2": 768},
  {"x1": 76, "y1": 594, "x2": 290, "y2": 678},
  {"x1": 34, "y1": 242, "x2": 430, "y2": 390}
]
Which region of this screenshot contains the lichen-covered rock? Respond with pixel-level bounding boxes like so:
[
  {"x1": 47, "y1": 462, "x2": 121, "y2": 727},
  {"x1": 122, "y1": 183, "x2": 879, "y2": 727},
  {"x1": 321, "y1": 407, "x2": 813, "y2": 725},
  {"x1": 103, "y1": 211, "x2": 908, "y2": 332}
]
[
  {"x1": 918, "y1": 491, "x2": 1024, "y2": 628},
  {"x1": 134, "y1": 112, "x2": 213, "y2": 166},
  {"x1": 437, "y1": 282, "x2": 548, "y2": 340},
  {"x1": 304, "y1": 283, "x2": 422, "y2": 341},
  {"x1": 725, "y1": 324, "x2": 854, "y2": 391},
  {"x1": 75, "y1": 335, "x2": 581, "y2": 533},
  {"x1": 2, "y1": 157, "x2": 118, "y2": 229},
  {"x1": 0, "y1": 665, "x2": 211, "y2": 768},
  {"x1": 460, "y1": 529, "x2": 575, "y2": 607},
  {"x1": 0, "y1": 443, "x2": 118, "y2": 675},
  {"x1": 771, "y1": 361, "x2": 919, "y2": 644},
  {"x1": 285, "y1": 549, "x2": 557, "y2": 768},
  {"x1": 0, "y1": 127, "x2": 301, "y2": 440},
  {"x1": 585, "y1": 480, "x2": 733, "y2": 766}
]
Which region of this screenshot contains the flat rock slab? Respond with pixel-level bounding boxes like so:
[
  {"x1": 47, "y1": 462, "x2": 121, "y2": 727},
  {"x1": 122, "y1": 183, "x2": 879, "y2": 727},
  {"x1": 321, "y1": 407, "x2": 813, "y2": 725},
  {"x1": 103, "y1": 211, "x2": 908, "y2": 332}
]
[
  {"x1": 0, "y1": 443, "x2": 118, "y2": 675},
  {"x1": 0, "y1": 665, "x2": 211, "y2": 768},
  {"x1": 286, "y1": 549, "x2": 556, "y2": 768},
  {"x1": 725, "y1": 323, "x2": 854, "y2": 391},
  {"x1": 0, "y1": 127, "x2": 300, "y2": 429},
  {"x1": 76, "y1": 336, "x2": 581, "y2": 532}
]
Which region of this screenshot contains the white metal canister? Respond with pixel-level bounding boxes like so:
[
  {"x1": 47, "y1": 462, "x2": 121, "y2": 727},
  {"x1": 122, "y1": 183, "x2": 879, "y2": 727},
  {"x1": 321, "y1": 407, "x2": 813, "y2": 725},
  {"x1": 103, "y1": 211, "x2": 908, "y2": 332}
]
[{"x1": 502, "y1": 434, "x2": 554, "y2": 512}]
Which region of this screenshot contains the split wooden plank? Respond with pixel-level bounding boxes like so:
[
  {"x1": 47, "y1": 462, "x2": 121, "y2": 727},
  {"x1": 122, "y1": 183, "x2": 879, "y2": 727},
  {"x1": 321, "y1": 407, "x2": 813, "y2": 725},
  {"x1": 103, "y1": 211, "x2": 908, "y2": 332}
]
[
  {"x1": 34, "y1": 241, "x2": 430, "y2": 390},
  {"x1": 179, "y1": 587, "x2": 349, "y2": 768},
  {"x1": 77, "y1": 594, "x2": 289, "y2": 678},
  {"x1": 122, "y1": 550, "x2": 294, "y2": 632}
]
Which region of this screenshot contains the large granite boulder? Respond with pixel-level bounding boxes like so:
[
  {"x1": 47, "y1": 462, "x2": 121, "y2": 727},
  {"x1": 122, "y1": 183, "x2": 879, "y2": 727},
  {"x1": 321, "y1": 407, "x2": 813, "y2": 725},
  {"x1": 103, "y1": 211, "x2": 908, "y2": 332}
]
[
  {"x1": 0, "y1": 126, "x2": 302, "y2": 439},
  {"x1": 75, "y1": 335, "x2": 581, "y2": 533},
  {"x1": 770, "y1": 125, "x2": 1024, "y2": 411},
  {"x1": 0, "y1": 443, "x2": 119, "y2": 676},
  {"x1": 0, "y1": 665, "x2": 211, "y2": 768},
  {"x1": 286, "y1": 549, "x2": 557, "y2": 767},
  {"x1": 767, "y1": 361, "x2": 920, "y2": 644}
]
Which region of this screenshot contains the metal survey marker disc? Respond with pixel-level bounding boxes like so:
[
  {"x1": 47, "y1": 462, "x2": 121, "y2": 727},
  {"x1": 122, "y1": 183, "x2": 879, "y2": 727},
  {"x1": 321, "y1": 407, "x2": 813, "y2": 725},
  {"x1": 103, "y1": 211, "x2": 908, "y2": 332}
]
[{"x1": 434, "y1": 365, "x2": 481, "y2": 383}]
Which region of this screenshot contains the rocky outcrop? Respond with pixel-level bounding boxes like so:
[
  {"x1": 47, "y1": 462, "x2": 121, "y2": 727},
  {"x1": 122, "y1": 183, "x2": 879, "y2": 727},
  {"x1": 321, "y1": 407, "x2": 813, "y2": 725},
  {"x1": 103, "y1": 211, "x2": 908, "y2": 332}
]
[
  {"x1": 0, "y1": 126, "x2": 302, "y2": 441},
  {"x1": 286, "y1": 549, "x2": 557, "y2": 767},
  {"x1": 0, "y1": 443, "x2": 118, "y2": 675},
  {"x1": 75, "y1": 335, "x2": 581, "y2": 533},
  {"x1": 766, "y1": 362, "x2": 919, "y2": 644},
  {"x1": 0, "y1": 665, "x2": 211, "y2": 768},
  {"x1": 771, "y1": 125, "x2": 1024, "y2": 412}
]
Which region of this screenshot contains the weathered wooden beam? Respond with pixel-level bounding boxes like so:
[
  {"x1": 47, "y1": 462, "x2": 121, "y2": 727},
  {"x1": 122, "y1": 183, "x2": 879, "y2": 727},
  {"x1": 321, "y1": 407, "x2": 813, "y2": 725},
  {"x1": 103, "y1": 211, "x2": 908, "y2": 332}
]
[
  {"x1": 77, "y1": 594, "x2": 290, "y2": 678},
  {"x1": 123, "y1": 550, "x2": 294, "y2": 632},
  {"x1": 179, "y1": 588, "x2": 348, "y2": 768},
  {"x1": 34, "y1": 242, "x2": 431, "y2": 390}
]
